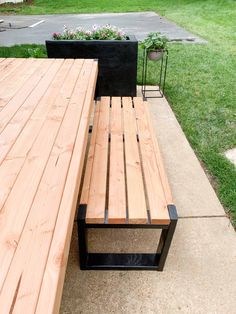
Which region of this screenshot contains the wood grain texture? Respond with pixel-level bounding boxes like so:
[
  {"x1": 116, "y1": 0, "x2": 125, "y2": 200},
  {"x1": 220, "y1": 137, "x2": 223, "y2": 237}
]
[
  {"x1": 0, "y1": 58, "x2": 25, "y2": 85},
  {"x1": 86, "y1": 97, "x2": 110, "y2": 223},
  {"x1": 139, "y1": 98, "x2": 173, "y2": 206},
  {"x1": 108, "y1": 97, "x2": 126, "y2": 223},
  {"x1": 134, "y1": 98, "x2": 170, "y2": 224},
  {"x1": 0, "y1": 59, "x2": 37, "y2": 109},
  {"x1": 0, "y1": 59, "x2": 53, "y2": 162},
  {"x1": 80, "y1": 101, "x2": 100, "y2": 205},
  {"x1": 0, "y1": 59, "x2": 75, "y2": 306},
  {"x1": 0, "y1": 58, "x2": 98, "y2": 313},
  {"x1": 36, "y1": 60, "x2": 98, "y2": 314},
  {"x1": 123, "y1": 97, "x2": 147, "y2": 223}
]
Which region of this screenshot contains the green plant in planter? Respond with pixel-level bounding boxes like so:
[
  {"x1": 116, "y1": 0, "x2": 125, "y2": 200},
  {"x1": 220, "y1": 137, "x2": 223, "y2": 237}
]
[{"x1": 141, "y1": 32, "x2": 168, "y2": 61}]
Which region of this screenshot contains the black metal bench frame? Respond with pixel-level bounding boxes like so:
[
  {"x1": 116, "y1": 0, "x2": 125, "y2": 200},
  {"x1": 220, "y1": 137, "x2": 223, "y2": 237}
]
[{"x1": 77, "y1": 204, "x2": 177, "y2": 271}]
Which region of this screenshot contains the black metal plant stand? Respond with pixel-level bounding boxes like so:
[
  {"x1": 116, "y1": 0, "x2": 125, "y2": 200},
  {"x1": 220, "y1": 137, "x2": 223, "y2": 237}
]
[{"x1": 141, "y1": 49, "x2": 168, "y2": 99}]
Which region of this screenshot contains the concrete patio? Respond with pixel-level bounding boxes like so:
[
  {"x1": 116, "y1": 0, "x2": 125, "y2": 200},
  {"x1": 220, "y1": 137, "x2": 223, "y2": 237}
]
[{"x1": 60, "y1": 92, "x2": 236, "y2": 313}]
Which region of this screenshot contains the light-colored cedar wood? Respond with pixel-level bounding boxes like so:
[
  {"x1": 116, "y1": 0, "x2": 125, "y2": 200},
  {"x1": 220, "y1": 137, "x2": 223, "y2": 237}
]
[
  {"x1": 123, "y1": 97, "x2": 147, "y2": 224},
  {"x1": 0, "y1": 58, "x2": 5, "y2": 63},
  {"x1": 80, "y1": 101, "x2": 100, "y2": 205},
  {"x1": 0, "y1": 58, "x2": 11, "y2": 67},
  {"x1": 108, "y1": 97, "x2": 126, "y2": 223},
  {"x1": 0, "y1": 58, "x2": 52, "y2": 135},
  {"x1": 6, "y1": 59, "x2": 66, "y2": 160},
  {"x1": 0, "y1": 58, "x2": 38, "y2": 108},
  {"x1": 86, "y1": 97, "x2": 110, "y2": 224},
  {"x1": 0, "y1": 58, "x2": 25, "y2": 84},
  {"x1": 0, "y1": 59, "x2": 76, "y2": 292},
  {"x1": 36, "y1": 60, "x2": 98, "y2": 314},
  {"x1": 0, "y1": 59, "x2": 53, "y2": 163},
  {"x1": 0, "y1": 59, "x2": 67, "y2": 217},
  {"x1": 0, "y1": 60, "x2": 65, "y2": 212},
  {"x1": 139, "y1": 98, "x2": 173, "y2": 206},
  {"x1": 133, "y1": 98, "x2": 170, "y2": 224},
  {"x1": 0, "y1": 59, "x2": 96, "y2": 313},
  {"x1": 0, "y1": 58, "x2": 97, "y2": 313}
]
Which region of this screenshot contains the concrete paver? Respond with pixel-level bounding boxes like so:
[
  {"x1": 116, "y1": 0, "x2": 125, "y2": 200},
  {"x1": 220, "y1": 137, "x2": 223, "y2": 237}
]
[
  {"x1": 0, "y1": 12, "x2": 206, "y2": 46},
  {"x1": 145, "y1": 95, "x2": 226, "y2": 218},
  {"x1": 60, "y1": 93, "x2": 235, "y2": 313},
  {"x1": 61, "y1": 218, "x2": 236, "y2": 313}
]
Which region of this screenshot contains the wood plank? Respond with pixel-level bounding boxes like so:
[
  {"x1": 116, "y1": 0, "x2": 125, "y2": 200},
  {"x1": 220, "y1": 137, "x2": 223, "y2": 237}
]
[
  {"x1": 86, "y1": 97, "x2": 110, "y2": 224},
  {"x1": 0, "y1": 59, "x2": 38, "y2": 109},
  {"x1": 0, "y1": 58, "x2": 52, "y2": 135},
  {"x1": 35, "y1": 60, "x2": 97, "y2": 314},
  {"x1": 0, "y1": 59, "x2": 36, "y2": 113},
  {"x1": 108, "y1": 97, "x2": 126, "y2": 223},
  {"x1": 0, "y1": 59, "x2": 25, "y2": 112},
  {"x1": 0, "y1": 58, "x2": 5, "y2": 63},
  {"x1": 123, "y1": 97, "x2": 147, "y2": 224},
  {"x1": 0, "y1": 59, "x2": 77, "y2": 293},
  {"x1": 0, "y1": 58, "x2": 25, "y2": 84},
  {"x1": 0, "y1": 59, "x2": 53, "y2": 163},
  {"x1": 0, "y1": 59, "x2": 97, "y2": 314},
  {"x1": 6, "y1": 59, "x2": 67, "y2": 160},
  {"x1": 80, "y1": 101, "x2": 100, "y2": 205},
  {"x1": 134, "y1": 97, "x2": 170, "y2": 224},
  {"x1": 138, "y1": 98, "x2": 173, "y2": 206},
  {"x1": 0, "y1": 59, "x2": 66, "y2": 216}
]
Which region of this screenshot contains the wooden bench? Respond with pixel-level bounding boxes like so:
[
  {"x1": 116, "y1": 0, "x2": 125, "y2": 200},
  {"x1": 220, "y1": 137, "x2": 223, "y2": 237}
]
[{"x1": 78, "y1": 97, "x2": 178, "y2": 271}]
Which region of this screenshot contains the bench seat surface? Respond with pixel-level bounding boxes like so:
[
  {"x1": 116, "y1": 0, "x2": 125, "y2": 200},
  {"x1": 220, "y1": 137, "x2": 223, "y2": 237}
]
[
  {"x1": 0, "y1": 58, "x2": 97, "y2": 313},
  {"x1": 80, "y1": 97, "x2": 173, "y2": 225}
]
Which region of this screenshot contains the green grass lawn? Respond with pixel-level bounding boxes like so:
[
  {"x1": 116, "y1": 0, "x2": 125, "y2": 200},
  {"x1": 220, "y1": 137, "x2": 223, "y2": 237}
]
[{"x1": 0, "y1": 0, "x2": 236, "y2": 224}]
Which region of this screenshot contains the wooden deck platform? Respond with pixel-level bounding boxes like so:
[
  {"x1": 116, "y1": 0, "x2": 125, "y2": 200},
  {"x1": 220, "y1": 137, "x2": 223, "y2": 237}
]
[{"x1": 0, "y1": 58, "x2": 98, "y2": 313}]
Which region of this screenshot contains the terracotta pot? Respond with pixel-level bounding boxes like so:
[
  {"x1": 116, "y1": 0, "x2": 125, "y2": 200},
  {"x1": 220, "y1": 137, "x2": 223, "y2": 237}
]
[{"x1": 147, "y1": 50, "x2": 164, "y2": 61}]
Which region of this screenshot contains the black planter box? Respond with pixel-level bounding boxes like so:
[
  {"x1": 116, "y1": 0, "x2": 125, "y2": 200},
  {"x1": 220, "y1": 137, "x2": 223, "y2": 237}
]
[{"x1": 46, "y1": 36, "x2": 138, "y2": 97}]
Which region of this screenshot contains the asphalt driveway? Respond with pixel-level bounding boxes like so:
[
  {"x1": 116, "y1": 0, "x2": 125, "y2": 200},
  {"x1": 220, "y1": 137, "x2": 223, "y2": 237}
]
[{"x1": 0, "y1": 12, "x2": 206, "y2": 46}]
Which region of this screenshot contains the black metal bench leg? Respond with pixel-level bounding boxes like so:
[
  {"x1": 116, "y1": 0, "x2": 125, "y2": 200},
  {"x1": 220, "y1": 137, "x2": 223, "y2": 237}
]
[
  {"x1": 77, "y1": 204, "x2": 177, "y2": 271},
  {"x1": 77, "y1": 205, "x2": 88, "y2": 270},
  {"x1": 158, "y1": 205, "x2": 178, "y2": 271}
]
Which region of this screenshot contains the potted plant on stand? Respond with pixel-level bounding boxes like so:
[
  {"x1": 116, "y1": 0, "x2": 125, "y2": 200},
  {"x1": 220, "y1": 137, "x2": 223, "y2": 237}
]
[
  {"x1": 141, "y1": 32, "x2": 168, "y2": 61},
  {"x1": 46, "y1": 25, "x2": 138, "y2": 97}
]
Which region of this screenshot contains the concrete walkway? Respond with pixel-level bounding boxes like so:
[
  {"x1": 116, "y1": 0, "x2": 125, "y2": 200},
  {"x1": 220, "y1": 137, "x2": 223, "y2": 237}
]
[
  {"x1": 0, "y1": 12, "x2": 206, "y2": 46},
  {"x1": 60, "y1": 92, "x2": 236, "y2": 313}
]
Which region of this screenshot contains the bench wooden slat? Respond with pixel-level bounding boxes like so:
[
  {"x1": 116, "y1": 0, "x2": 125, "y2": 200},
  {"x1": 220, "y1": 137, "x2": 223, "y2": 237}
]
[
  {"x1": 0, "y1": 59, "x2": 77, "y2": 297},
  {"x1": 134, "y1": 98, "x2": 170, "y2": 224},
  {"x1": 80, "y1": 102, "x2": 100, "y2": 205},
  {"x1": 0, "y1": 60, "x2": 96, "y2": 313},
  {"x1": 123, "y1": 97, "x2": 147, "y2": 224},
  {"x1": 36, "y1": 60, "x2": 97, "y2": 313},
  {"x1": 108, "y1": 97, "x2": 126, "y2": 223},
  {"x1": 86, "y1": 97, "x2": 110, "y2": 223}
]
